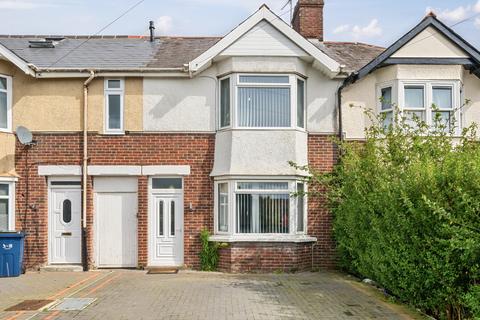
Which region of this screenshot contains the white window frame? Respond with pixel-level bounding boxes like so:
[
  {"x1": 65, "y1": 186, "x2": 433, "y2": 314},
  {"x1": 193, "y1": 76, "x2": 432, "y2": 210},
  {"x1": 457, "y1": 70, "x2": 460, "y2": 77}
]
[
  {"x1": 377, "y1": 80, "x2": 461, "y2": 135},
  {"x1": 296, "y1": 76, "x2": 306, "y2": 129},
  {"x1": 213, "y1": 179, "x2": 307, "y2": 237},
  {"x1": 218, "y1": 74, "x2": 306, "y2": 131},
  {"x1": 0, "y1": 74, "x2": 12, "y2": 133},
  {"x1": 104, "y1": 79, "x2": 125, "y2": 134},
  {"x1": 219, "y1": 75, "x2": 232, "y2": 129},
  {"x1": 0, "y1": 179, "x2": 15, "y2": 231},
  {"x1": 377, "y1": 81, "x2": 396, "y2": 127}
]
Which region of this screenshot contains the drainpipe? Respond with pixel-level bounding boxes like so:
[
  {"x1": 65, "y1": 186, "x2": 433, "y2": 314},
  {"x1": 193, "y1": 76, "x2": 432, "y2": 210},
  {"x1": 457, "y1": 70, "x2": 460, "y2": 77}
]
[{"x1": 82, "y1": 70, "x2": 95, "y2": 271}]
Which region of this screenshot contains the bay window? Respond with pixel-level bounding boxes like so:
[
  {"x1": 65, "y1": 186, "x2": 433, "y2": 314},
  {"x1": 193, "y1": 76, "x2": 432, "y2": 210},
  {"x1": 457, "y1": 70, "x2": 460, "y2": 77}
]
[
  {"x1": 104, "y1": 79, "x2": 124, "y2": 134},
  {"x1": 0, "y1": 182, "x2": 14, "y2": 231},
  {"x1": 0, "y1": 75, "x2": 12, "y2": 132},
  {"x1": 214, "y1": 180, "x2": 307, "y2": 237},
  {"x1": 219, "y1": 74, "x2": 306, "y2": 129},
  {"x1": 377, "y1": 80, "x2": 461, "y2": 134}
]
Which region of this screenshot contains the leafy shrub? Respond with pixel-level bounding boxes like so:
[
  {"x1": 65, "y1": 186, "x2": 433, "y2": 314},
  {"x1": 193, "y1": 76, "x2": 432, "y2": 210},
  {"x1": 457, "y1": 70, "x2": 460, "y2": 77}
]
[
  {"x1": 199, "y1": 229, "x2": 221, "y2": 271},
  {"x1": 297, "y1": 106, "x2": 480, "y2": 319}
]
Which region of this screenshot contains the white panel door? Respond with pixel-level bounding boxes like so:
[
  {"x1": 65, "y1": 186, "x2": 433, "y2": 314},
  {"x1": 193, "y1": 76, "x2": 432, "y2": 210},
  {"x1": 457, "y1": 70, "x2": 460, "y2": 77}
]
[
  {"x1": 96, "y1": 192, "x2": 137, "y2": 268},
  {"x1": 149, "y1": 195, "x2": 183, "y2": 266},
  {"x1": 49, "y1": 188, "x2": 81, "y2": 264}
]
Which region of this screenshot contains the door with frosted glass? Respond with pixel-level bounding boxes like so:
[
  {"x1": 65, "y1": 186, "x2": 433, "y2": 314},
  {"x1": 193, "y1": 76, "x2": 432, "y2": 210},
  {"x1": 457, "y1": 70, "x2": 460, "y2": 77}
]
[
  {"x1": 149, "y1": 195, "x2": 183, "y2": 266},
  {"x1": 49, "y1": 188, "x2": 81, "y2": 264}
]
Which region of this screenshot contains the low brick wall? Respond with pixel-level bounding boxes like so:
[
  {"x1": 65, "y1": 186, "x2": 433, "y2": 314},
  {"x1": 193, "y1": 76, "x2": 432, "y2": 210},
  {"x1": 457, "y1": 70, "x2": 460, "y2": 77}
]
[{"x1": 218, "y1": 242, "x2": 314, "y2": 273}]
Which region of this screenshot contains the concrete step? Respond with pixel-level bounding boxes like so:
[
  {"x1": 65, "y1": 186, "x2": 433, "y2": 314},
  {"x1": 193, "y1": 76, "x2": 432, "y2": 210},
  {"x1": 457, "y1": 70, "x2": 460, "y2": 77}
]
[{"x1": 41, "y1": 265, "x2": 84, "y2": 272}]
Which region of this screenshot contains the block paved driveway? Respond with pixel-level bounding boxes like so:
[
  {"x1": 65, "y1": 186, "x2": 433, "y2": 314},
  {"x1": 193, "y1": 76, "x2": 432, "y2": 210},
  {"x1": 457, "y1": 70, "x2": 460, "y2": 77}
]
[{"x1": 0, "y1": 270, "x2": 421, "y2": 320}]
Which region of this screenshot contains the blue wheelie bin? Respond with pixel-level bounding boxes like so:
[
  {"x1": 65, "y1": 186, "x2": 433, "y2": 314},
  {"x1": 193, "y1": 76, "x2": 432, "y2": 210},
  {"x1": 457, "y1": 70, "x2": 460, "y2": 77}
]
[{"x1": 0, "y1": 232, "x2": 25, "y2": 277}]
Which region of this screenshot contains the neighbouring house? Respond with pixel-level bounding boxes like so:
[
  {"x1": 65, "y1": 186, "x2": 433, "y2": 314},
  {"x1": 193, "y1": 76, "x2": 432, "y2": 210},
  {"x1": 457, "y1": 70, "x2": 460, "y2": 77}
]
[{"x1": 0, "y1": 1, "x2": 478, "y2": 273}]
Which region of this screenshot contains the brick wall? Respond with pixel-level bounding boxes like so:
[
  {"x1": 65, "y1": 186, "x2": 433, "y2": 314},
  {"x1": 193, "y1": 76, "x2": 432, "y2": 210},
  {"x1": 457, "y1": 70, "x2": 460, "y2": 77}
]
[
  {"x1": 15, "y1": 133, "x2": 215, "y2": 270},
  {"x1": 218, "y1": 242, "x2": 314, "y2": 273},
  {"x1": 15, "y1": 132, "x2": 337, "y2": 272},
  {"x1": 307, "y1": 134, "x2": 338, "y2": 268}
]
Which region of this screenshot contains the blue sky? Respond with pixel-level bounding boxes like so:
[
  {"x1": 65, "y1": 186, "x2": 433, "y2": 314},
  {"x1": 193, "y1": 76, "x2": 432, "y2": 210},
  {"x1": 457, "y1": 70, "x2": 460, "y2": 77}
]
[{"x1": 0, "y1": 0, "x2": 479, "y2": 49}]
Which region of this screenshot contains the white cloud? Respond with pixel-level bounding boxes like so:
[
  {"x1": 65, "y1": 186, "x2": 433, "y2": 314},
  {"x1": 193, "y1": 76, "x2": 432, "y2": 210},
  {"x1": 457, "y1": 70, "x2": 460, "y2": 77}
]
[
  {"x1": 0, "y1": 0, "x2": 76, "y2": 10},
  {"x1": 156, "y1": 16, "x2": 173, "y2": 34},
  {"x1": 182, "y1": 0, "x2": 285, "y2": 11},
  {"x1": 352, "y1": 19, "x2": 382, "y2": 39},
  {"x1": 436, "y1": 5, "x2": 470, "y2": 22},
  {"x1": 333, "y1": 24, "x2": 350, "y2": 34}
]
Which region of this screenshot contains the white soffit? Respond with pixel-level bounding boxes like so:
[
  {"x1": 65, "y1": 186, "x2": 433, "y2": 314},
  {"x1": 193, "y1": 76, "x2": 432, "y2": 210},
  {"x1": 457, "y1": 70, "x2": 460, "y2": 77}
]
[
  {"x1": 188, "y1": 5, "x2": 340, "y2": 77},
  {"x1": 38, "y1": 165, "x2": 82, "y2": 176},
  {"x1": 142, "y1": 165, "x2": 191, "y2": 176},
  {"x1": 88, "y1": 165, "x2": 142, "y2": 176}
]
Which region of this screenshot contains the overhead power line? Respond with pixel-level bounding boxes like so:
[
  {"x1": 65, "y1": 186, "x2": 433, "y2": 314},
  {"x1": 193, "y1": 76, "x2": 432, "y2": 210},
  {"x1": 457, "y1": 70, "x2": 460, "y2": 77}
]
[{"x1": 48, "y1": 0, "x2": 146, "y2": 68}]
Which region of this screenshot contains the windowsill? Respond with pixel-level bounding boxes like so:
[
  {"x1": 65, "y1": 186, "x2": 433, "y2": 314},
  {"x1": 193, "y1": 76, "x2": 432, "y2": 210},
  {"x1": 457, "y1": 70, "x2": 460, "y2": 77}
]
[
  {"x1": 102, "y1": 131, "x2": 125, "y2": 136},
  {"x1": 209, "y1": 234, "x2": 317, "y2": 243}
]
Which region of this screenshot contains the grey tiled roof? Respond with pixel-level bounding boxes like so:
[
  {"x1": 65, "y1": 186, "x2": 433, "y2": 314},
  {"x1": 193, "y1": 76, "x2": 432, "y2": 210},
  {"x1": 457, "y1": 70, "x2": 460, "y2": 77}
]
[
  {"x1": 0, "y1": 35, "x2": 384, "y2": 72},
  {"x1": 313, "y1": 41, "x2": 386, "y2": 73}
]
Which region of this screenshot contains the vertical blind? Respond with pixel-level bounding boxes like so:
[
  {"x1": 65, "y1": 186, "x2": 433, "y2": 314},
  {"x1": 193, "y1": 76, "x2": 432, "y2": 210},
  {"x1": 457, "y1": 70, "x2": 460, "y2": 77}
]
[
  {"x1": 238, "y1": 87, "x2": 291, "y2": 127},
  {"x1": 236, "y1": 193, "x2": 290, "y2": 234}
]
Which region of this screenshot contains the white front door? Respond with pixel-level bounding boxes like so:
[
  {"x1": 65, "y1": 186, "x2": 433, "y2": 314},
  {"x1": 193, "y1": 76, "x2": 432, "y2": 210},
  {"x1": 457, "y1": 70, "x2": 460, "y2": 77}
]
[
  {"x1": 49, "y1": 187, "x2": 82, "y2": 264},
  {"x1": 96, "y1": 192, "x2": 138, "y2": 268},
  {"x1": 149, "y1": 194, "x2": 184, "y2": 266}
]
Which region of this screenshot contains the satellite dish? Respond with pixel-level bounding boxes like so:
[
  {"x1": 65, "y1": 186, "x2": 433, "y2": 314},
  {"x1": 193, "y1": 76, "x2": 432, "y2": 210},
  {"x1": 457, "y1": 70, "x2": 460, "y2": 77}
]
[{"x1": 16, "y1": 126, "x2": 33, "y2": 145}]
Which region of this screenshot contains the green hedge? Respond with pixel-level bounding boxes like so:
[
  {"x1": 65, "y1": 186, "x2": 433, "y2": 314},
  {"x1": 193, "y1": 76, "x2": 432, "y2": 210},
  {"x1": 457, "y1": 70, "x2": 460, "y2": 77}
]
[{"x1": 303, "y1": 109, "x2": 480, "y2": 319}]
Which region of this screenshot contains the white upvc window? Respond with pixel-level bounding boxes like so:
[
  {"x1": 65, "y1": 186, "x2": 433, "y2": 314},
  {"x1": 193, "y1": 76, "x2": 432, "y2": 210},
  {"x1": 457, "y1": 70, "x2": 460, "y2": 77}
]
[
  {"x1": 377, "y1": 80, "x2": 461, "y2": 134},
  {"x1": 214, "y1": 180, "x2": 307, "y2": 236},
  {"x1": 219, "y1": 74, "x2": 306, "y2": 130},
  {"x1": 104, "y1": 79, "x2": 124, "y2": 134},
  {"x1": 0, "y1": 74, "x2": 12, "y2": 133},
  {"x1": 0, "y1": 181, "x2": 15, "y2": 231}
]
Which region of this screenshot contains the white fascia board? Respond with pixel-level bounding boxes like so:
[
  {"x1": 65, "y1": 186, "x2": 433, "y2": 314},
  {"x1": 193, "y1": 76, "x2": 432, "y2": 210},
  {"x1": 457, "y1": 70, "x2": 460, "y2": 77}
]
[
  {"x1": 88, "y1": 165, "x2": 141, "y2": 176},
  {"x1": 0, "y1": 44, "x2": 35, "y2": 76},
  {"x1": 142, "y1": 165, "x2": 191, "y2": 176},
  {"x1": 38, "y1": 165, "x2": 82, "y2": 176},
  {"x1": 188, "y1": 6, "x2": 340, "y2": 77}
]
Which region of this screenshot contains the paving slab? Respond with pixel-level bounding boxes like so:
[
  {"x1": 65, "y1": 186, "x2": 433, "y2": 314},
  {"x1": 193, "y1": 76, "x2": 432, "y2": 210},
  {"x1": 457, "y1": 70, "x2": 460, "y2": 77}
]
[{"x1": 0, "y1": 270, "x2": 422, "y2": 320}]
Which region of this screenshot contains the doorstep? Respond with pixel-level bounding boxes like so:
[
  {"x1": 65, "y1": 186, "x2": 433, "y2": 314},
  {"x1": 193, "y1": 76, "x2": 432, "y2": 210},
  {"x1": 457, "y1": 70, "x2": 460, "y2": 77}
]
[{"x1": 40, "y1": 265, "x2": 84, "y2": 272}]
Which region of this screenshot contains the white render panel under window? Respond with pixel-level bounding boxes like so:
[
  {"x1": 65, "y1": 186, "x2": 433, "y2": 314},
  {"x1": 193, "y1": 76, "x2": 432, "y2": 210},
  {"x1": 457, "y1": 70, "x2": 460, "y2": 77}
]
[
  {"x1": 104, "y1": 79, "x2": 124, "y2": 134},
  {"x1": 0, "y1": 74, "x2": 12, "y2": 132}
]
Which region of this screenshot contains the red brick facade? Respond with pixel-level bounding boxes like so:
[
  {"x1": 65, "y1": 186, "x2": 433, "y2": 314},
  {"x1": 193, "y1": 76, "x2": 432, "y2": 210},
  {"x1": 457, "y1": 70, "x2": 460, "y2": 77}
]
[
  {"x1": 15, "y1": 132, "x2": 337, "y2": 272},
  {"x1": 218, "y1": 242, "x2": 314, "y2": 273},
  {"x1": 292, "y1": 0, "x2": 324, "y2": 40}
]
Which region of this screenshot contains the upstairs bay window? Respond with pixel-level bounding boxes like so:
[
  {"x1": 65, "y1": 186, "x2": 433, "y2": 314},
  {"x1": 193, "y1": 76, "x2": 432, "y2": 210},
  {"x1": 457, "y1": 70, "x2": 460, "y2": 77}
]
[
  {"x1": 214, "y1": 180, "x2": 306, "y2": 236},
  {"x1": 0, "y1": 75, "x2": 12, "y2": 132},
  {"x1": 219, "y1": 74, "x2": 306, "y2": 129},
  {"x1": 377, "y1": 80, "x2": 461, "y2": 133}
]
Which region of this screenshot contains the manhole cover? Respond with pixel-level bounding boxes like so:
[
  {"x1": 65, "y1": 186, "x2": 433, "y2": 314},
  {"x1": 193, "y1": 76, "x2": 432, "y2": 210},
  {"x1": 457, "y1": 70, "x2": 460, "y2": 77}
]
[
  {"x1": 5, "y1": 300, "x2": 54, "y2": 311},
  {"x1": 51, "y1": 298, "x2": 96, "y2": 311}
]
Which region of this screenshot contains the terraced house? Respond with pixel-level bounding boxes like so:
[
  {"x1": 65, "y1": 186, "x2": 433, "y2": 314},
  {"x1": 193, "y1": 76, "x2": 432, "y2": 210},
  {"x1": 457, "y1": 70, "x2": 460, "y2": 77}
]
[{"x1": 0, "y1": 0, "x2": 479, "y2": 272}]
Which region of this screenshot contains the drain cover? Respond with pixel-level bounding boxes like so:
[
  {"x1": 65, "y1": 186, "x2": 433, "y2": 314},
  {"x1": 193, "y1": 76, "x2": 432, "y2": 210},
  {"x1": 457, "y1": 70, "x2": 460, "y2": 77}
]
[
  {"x1": 147, "y1": 268, "x2": 179, "y2": 274},
  {"x1": 5, "y1": 300, "x2": 54, "y2": 311},
  {"x1": 51, "y1": 298, "x2": 96, "y2": 311}
]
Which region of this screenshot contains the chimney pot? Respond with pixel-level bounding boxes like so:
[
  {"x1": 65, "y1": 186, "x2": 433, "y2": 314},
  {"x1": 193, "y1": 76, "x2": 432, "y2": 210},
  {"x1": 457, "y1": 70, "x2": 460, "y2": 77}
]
[{"x1": 291, "y1": 0, "x2": 324, "y2": 41}]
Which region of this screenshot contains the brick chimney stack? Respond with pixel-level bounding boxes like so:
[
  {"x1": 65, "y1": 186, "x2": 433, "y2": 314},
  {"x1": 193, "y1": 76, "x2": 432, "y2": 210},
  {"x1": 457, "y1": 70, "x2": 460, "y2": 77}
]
[{"x1": 291, "y1": 0, "x2": 324, "y2": 41}]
